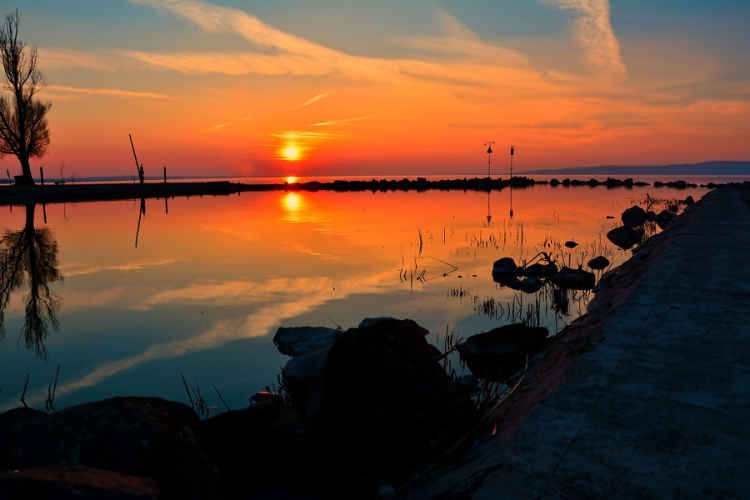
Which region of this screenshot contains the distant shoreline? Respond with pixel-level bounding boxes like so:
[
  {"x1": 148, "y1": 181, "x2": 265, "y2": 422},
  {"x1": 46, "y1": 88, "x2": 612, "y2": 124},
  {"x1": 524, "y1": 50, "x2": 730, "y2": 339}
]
[{"x1": 0, "y1": 175, "x2": 742, "y2": 206}]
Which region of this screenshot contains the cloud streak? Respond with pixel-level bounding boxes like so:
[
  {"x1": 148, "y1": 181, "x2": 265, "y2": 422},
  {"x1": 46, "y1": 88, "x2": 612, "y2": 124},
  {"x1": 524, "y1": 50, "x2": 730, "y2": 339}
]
[
  {"x1": 545, "y1": 0, "x2": 626, "y2": 75},
  {"x1": 45, "y1": 85, "x2": 181, "y2": 101}
]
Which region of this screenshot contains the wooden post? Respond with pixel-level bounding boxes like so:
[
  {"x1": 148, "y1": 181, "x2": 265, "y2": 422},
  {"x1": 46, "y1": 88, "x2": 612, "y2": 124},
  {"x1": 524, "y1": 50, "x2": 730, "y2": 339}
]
[
  {"x1": 40, "y1": 166, "x2": 44, "y2": 186},
  {"x1": 163, "y1": 166, "x2": 167, "y2": 183}
]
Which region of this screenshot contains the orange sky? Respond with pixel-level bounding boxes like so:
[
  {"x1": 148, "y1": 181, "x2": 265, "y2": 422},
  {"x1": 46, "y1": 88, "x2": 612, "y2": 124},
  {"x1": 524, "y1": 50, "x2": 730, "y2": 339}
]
[{"x1": 2, "y1": 1, "x2": 748, "y2": 179}]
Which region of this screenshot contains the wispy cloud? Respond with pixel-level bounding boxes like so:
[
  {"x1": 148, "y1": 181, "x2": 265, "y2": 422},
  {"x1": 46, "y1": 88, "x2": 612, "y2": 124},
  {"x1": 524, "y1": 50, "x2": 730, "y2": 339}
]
[
  {"x1": 201, "y1": 116, "x2": 252, "y2": 133},
  {"x1": 45, "y1": 85, "x2": 181, "y2": 101},
  {"x1": 312, "y1": 115, "x2": 376, "y2": 127},
  {"x1": 298, "y1": 93, "x2": 329, "y2": 107},
  {"x1": 544, "y1": 0, "x2": 626, "y2": 75}
]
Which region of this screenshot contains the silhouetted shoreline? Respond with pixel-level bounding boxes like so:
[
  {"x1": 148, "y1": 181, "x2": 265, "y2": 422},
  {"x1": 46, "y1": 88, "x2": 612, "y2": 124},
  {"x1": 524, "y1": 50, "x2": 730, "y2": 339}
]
[{"x1": 0, "y1": 176, "x2": 740, "y2": 206}]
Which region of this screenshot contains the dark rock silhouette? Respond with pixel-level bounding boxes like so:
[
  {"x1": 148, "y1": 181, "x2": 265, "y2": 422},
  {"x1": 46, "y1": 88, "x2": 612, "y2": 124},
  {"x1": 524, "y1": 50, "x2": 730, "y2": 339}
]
[
  {"x1": 621, "y1": 205, "x2": 648, "y2": 227},
  {"x1": 0, "y1": 466, "x2": 160, "y2": 499},
  {"x1": 492, "y1": 257, "x2": 519, "y2": 282},
  {"x1": 655, "y1": 209, "x2": 677, "y2": 229},
  {"x1": 587, "y1": 256, "x2": 611, "y2": 271},
  {"x1": 0, "y1": 398, "x2": 231, "y2": 500},
  {"x1": 458, "y1": 324, "x2": 549, "y2": 381},
  {"x1": 607, "y1": 225, "x2": 642, "y2": 249},
  {"x1": 552, "y1": 266, "x2": 596, "y2": 290},
  {"x1": 311, "y1": 318, "x2": 475, "y2": 450}
]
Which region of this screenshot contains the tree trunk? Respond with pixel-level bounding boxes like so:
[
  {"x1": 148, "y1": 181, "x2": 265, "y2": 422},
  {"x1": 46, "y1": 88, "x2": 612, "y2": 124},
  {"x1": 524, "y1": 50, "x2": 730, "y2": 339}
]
[{"x1": 17, "y1": 154, "x2": 35, "y2": 186}]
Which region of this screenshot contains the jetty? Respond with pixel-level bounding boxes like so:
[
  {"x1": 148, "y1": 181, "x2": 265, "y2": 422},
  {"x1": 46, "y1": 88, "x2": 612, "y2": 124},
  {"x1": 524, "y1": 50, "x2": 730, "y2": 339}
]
[{"x1": 404, "y1": 185, "x2": 750, "y2": 498}]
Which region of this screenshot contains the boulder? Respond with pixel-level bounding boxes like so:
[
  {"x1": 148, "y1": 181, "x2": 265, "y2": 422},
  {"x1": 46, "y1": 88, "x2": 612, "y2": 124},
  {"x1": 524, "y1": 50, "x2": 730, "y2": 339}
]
[
  {"x1": 281, "y1": 347, "x2": 331, "y2": 411},
  {"x1": 0, "y1": 466, "x2": 161, "y2": 500},
  {"x1": 587, "y1": 256, "x2": 611, "y2": 271},
  {"x1": 607, "y1": 225, "x2": 642, "y2": 249},
  {"x1": 359, "y1": 317, "x2": 430, "y2": 335},
  {"x1": 458, "y1": 324, "x2": 549, "y2": 381},
  {"x1": 654, "y1": 210, "x2": 677, "y2": 229},
  {"x1": 621, "y1": 205, "x2": 647, "y2": 227},
  {"x1": 273, "y1": 326, "x2": 340, "y2": 358},
  {"x1": 504, "y1": 277, "x2": 545, "y2": 294},
  {"x1": 312, "y1": 319, "x2": 474, "y2": 450},
  {"x1": 522, "y1": 262, "x2": 557, "y2": 279},
  {"x1": 0, "y1": 397, "x2": 230, "y2": 500},
  {"x1": 492, "y1": 257, "x2": 519, "y2": 281},
  {"x1": 552, "y1": 266, "x2": 596, "y2": 290}
]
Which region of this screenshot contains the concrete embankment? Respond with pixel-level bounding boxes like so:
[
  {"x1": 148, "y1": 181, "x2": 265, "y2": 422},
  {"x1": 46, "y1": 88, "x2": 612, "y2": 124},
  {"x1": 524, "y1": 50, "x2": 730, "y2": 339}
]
[{"x1": 405, "y1": 186, "x2": 750, "y2": 499}]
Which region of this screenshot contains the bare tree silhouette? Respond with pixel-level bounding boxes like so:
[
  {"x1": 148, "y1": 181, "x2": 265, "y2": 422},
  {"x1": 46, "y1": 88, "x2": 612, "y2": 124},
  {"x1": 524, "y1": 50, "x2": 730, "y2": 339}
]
[
  {"x1": 0, "y1": 203, "x2": 63, "y2": 359},
  {"x1": 0, "y1": 10, "x2": 51, "y2": 186}
]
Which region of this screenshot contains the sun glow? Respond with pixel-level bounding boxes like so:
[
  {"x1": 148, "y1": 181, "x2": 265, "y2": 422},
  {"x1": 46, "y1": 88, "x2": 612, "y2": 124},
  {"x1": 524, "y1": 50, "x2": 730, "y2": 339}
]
[
  {"x1": 281, "y1": 146, "x2": 301, "y2": 161},
  {"x1": 286, "y1": 176, "x2": 297, "y2": 184}
]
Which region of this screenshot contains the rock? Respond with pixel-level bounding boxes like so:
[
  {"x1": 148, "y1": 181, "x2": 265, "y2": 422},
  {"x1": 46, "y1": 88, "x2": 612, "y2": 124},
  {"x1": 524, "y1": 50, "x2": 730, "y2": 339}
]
[
  {"x1": 564, "y1": 240, "x2": 579, "y2": 248},
  {"x1": 607, "y1": 225, "x2": 642, "y2": 249},
  {"x1": 552, "y1": 266, "x2": 596, "y2": 290},
  {"x1": 458, "y1": 324, "x2": 549, "y2": 381},
  {"x1": 504, "y1": 277, "x2": 545, "y2": 294},
  {"x1": 0, "y1": 397, "x2": 228, "y2": 500},
  {"x1": 684, "y1": 195, "x2": 695, "y2": 206},
  {"x1": 0, "y1": 466, "x2": 161, "y2": 500},
  {"x1": 492, "y1": 257, "x2": 519, "y2": 280},
  {"x1": 522, "y1": 262, "x2": 557, "y2": 279},
  {"x1": 654, "y1": 210, "x2": 677, "y2": 229},
  {"x1": 281, "y1": 347, "x2": 331, "y2": 411},
  {"x1": 359, "y1": 317, "x2": 430, "y2": 335},
  {"x1": 587, "y1": 256, "x2": 611, "y2": 271},
  {"x1": 312, "y1": 319, "x2": 474, "y2": 450},
  {"x1": 273, "y1": 326, "x2": 340, "y2": 358},
  {"x1": 621, "y1": 205, "x2": 647, "y2": 227}
]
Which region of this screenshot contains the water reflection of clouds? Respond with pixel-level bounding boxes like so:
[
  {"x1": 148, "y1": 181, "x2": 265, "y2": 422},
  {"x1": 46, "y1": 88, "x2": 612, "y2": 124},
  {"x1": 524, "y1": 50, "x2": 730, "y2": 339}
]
[
  {"x1": 61, "y1": 259, "x2": 177, "y2": 278},
  {"x1": 21, "y1": 271, "x2": 395, "y2": 408}
]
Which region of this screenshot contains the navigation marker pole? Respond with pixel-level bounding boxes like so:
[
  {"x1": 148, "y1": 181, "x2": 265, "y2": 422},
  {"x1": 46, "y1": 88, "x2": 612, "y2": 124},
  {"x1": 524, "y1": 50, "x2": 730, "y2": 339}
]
[{"x1": 484, "y1": 141, "x2": 495, "y2": 178}]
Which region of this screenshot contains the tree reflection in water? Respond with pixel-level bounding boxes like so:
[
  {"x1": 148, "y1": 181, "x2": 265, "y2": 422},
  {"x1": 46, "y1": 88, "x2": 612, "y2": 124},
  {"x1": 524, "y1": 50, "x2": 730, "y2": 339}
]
[{"x1": 0, "y1": 203, "x2": 63, "y2": 359}]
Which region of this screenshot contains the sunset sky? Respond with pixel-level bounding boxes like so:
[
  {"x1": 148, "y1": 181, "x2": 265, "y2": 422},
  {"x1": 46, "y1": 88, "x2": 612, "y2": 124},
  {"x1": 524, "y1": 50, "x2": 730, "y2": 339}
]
[{"x1": 1, "y1": 0, "x2": 748, "y2": 179}]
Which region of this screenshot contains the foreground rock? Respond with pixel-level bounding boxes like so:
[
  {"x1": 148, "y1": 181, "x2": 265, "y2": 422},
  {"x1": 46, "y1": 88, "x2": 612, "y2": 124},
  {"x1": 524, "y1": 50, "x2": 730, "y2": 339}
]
[
  {"x1": 0, "y1": 398, "x2": 230, "y2": 500},
  {"x1": 311, "y1": 318, "x2": 475, "y2": 450},
  {"x1": 1, "y1": 318, "x2": 479, "y2": 499}
]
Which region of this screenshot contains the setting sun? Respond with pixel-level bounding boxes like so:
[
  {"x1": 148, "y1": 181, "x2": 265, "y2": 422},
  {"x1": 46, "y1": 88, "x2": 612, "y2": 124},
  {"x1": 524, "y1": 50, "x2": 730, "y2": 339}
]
[
  {"x1": 286, "y1": 176, "x2": 297, "y2": 184},
  {"x1": 281, "y1": 146, "x2": 301, "y2": 161}
]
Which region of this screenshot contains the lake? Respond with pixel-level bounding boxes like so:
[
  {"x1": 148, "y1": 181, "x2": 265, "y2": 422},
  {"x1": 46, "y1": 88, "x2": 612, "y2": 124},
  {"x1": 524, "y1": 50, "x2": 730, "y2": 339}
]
[{"x1": 0, "y1": 177, "x2": 721, "y2": 412}]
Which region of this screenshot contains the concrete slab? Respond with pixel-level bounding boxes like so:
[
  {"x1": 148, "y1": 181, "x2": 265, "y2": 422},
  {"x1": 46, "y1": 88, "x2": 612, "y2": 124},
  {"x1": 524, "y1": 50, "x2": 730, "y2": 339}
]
[{"x1": 402, "y1": 186, "x2": 750, "y2": 499}]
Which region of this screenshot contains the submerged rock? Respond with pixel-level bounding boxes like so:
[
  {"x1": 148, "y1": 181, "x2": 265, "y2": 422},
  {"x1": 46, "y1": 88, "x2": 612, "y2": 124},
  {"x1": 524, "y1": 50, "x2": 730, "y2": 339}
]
[{"x1": 458, "y1": 324, "x2": 549, "y2": 381}]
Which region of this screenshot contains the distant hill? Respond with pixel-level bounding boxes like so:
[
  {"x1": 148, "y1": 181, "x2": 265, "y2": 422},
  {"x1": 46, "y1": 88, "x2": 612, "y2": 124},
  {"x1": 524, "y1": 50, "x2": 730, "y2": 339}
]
[{"x1": 525, "y1": 161, "x2": 750, "y2": 176}]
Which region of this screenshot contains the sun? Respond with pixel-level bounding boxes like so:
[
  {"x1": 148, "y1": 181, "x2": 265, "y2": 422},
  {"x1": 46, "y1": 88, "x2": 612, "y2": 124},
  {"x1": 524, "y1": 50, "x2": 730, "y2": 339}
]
[
  {"x1": 286, "y1": 176, "x2": 297, "y2": 184},
  {"x1": 281, "y1": 145, "x2": 301, "y2": 161}
]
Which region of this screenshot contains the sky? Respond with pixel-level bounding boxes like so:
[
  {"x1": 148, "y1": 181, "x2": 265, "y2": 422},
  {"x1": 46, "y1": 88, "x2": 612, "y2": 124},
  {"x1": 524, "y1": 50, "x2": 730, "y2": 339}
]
[{"x1": 1, "y1": 0, "x2": 749, "y2": 179}]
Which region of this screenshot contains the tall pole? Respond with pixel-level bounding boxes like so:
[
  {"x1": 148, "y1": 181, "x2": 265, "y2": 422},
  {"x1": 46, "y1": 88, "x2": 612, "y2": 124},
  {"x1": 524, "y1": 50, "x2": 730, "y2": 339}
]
[
  {"x1": 509, "y1": 145, "x2": 515, "y2": 180},
  {"x1": 484, "y1": 141, "x2": 495, "y2": 178}
]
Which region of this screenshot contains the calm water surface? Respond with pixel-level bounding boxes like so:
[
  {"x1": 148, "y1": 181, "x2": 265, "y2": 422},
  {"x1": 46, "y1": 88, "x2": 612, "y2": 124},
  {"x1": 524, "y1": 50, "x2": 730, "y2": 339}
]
[{"x1": 0, "y1": 181, "x2": 715, "y2": 411}]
